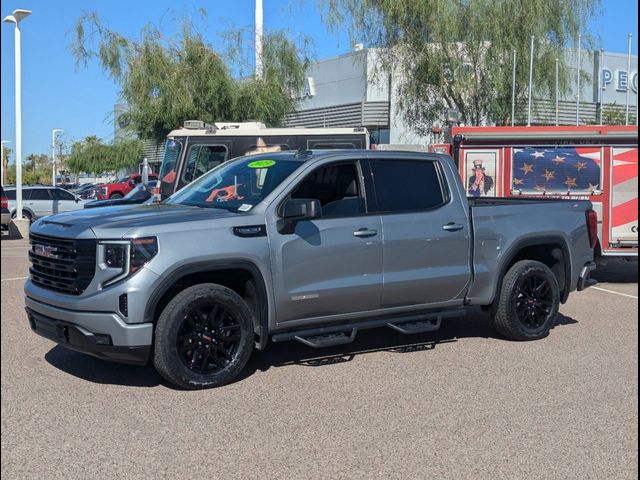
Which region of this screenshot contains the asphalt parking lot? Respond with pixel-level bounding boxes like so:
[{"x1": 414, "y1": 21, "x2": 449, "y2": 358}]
[{"x1": 1, "y1": 236, "x2": 637, "y2": 479}]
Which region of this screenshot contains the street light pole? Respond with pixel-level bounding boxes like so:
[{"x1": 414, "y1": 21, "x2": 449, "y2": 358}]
[
  {"x1": 0, "y1": 140, "x2": 10, "y2": 187},
  {"x1": 527, "y1": 35, "x2": 534, "y2": 126},
  {"x1": 625, "y1": 33, "x2": 632, "y2": 125},
  {"x1": 3, "y1": 9, "x2": 31, "y2": 221},
  {"x1": 51, "y1": 129, "x2": 64, "y2": 186},
  {"x1": 576, "y1": 34, "x2": 582, "y2": 126}
]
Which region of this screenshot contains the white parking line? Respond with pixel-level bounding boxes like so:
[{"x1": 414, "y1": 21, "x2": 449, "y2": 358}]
[
  {"x1": 592, "y1": 286, "x2": 638, "y2": 300},
  {"x1": 1, "y1": 276, "x2": 28, "y2": 282}
]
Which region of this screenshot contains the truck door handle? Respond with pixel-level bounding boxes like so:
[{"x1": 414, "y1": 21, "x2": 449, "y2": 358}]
[
  {"x1": 353, "y1": 228, "x2": 378, "y2": 237},
  {"x1": 442, "y1": 223, "x2": 464, "y2": 232}
]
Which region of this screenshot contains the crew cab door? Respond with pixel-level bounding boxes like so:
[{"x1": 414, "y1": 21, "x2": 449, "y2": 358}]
[
  {"x1": 267, "y1": 159, "x2": 383, "y2": 324},
  {"x1": 367, "y1": 156, "x2": 472, "y2": 308}
]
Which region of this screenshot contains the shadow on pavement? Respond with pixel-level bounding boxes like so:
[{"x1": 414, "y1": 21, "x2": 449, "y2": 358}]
[
  {"x1": 592, "y1": 258, "x2": 638, "y2": 284},
  {"x1": 45, "y1": 346, "x2": 164, "y2": 388},
  {"x1": 44, "y1": 309, "x2": 579, "y2": 389},
  {"x1": 235, "y1": 310, "x2": 578, "y2": 383}
]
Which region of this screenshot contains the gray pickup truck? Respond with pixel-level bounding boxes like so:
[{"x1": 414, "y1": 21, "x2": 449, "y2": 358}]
[{"x1": 24, "y1": 150, "x2": 598, "y2": 389}]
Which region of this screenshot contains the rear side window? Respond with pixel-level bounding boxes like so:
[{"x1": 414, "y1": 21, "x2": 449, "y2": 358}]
[
  {"x1": 29, "y1": 189, "x2": 51, "y2": 200},
  {"x1": 5, "y1": 189, "x2": 15, "y2": 200},
  {"x1": 369, "y1": 159, "x2": 447, "y2": 213},
  {"x1": 51, "y1": 189, "x2": 75, "y2": 201}
]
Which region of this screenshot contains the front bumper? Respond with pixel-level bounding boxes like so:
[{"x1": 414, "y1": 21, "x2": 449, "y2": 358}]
[
  {"x1": 25, "y1": 296, "x2": 153, "y2": 365},
  {"x1": 577, "y1": 261, "x2": 597, "y2": 291}
]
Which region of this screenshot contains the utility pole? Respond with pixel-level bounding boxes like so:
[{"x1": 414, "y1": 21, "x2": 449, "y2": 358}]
[
  {"x1": 255, "y1": 0, "x2": 263, "y2": 79},
  {"x1": 576, "y1": 34, "x2": 582, "y2": 126},
  {"x1": 527, "y1": 35, "x2": 534, "y2": 126},
  {"x1": 3, "y1": 9, "x2": 32, "y2": 222},
  {"x1": 52, "y1": 129, "x2": 63, "y2": 186},
  {"x1": 555, "y1": 58, "x2": 559, "y2": 126},
  {"x1": 625, "y1": 33, "x2": 632, "y2": 125},
  {"x1": 511, "y1": 50, "x2": 516, "y2": 126}
]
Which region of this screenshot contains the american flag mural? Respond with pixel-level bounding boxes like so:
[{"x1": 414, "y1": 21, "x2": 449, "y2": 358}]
[
  {"x1": 611, "y1": 147, "x2": 638, "y2": 243},
  {"x1": 512, "y1": 147, "x2": 602, "y2": 194}
]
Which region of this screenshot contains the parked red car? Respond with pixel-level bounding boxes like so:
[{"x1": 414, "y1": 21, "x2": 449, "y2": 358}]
[{"x1": 97, "y1": 173, "x2": 158, "y2": 200}]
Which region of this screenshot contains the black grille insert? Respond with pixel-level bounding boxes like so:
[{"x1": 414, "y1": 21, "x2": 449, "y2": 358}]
[{"x1": 29, "y1": 233, "x2": 96, "y2": 295}]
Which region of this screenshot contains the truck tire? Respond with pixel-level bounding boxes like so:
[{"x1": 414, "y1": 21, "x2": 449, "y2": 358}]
[
  {"x1": 153, "y1": 284, "x2": 255, "y2": 389},
  {"x1": 109, "y1": 192, "x2": 123, "y2": 199},
  {"x1": 492, "y1": 260, "x2": 560, "y2": 341}
]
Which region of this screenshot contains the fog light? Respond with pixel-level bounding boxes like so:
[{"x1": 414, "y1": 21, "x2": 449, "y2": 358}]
[{"x1": 95, "y1": 334, "x2": 112, "y2": 346}]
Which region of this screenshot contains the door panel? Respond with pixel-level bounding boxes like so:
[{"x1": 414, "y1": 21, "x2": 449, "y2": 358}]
[
  {"x1": 368, "y1": 158, "x2": 472, "y2": 307},
  {"x1": 269, "y1": 216, "x2": 383, "y2": 322},
  {"x1": 380, "y1": 211, "x2": 471, "y2": 307},
  {"x1": 267, "y1": 159, "x2": 383, "y2": 324}
]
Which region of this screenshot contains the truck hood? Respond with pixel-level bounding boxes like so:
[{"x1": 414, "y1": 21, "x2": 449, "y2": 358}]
[{"x1": 31, "y1": 204, "x2": 240, "y2": 239}]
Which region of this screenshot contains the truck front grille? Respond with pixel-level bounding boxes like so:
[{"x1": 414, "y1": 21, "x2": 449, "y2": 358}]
[{"x1": 29, "y1": 233, "x2": 96, "y2": 295}]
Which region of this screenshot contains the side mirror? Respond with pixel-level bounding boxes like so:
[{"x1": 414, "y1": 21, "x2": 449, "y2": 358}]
[
  {"x1": 278, "y1": 198, "x2": 321, "y2": 234},
  {"x1": 281, "y1": 198, "x2": 321, "y2": 220},
  {"x1": 75, "y1": 196, "x2": 80, "y2": 203}
]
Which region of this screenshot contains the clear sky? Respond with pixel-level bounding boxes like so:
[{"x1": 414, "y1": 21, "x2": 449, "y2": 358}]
[{"x1": 1, "y1": 0, "x2": 638, "y2": 159}]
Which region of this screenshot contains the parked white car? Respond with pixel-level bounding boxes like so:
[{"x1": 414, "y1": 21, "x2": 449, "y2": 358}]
[{"x1": 5, "y1": 186, "x2": 86, "y2": 223}]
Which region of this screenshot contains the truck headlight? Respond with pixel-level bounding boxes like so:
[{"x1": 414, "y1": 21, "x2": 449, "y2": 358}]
[{"x1": 99, "y1": 237, "x2": 158, "y2": 287}]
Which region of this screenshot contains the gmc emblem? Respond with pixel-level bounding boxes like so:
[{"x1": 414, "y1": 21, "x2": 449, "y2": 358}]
[{"x1": 34, "y1": 244, "x2": 59, "y2": 259}]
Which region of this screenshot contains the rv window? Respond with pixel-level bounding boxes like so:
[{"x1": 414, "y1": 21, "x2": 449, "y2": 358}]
[
  {"x1": 246, "y1": 144, "x2": 290, "y2": 155},
  {"x1": 182, "y1": 145, "x2": 228, "y2": 183},
  {"x1": 307, "y1": 142, "x2": 357, "y2": 150}
]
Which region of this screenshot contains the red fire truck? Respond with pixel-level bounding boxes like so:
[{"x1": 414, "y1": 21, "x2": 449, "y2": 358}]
[{"x1": 430, "y1": 125, "x2": 638, "y2": 259}]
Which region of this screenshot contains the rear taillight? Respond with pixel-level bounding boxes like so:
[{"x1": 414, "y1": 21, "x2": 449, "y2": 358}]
[
  {"x1": 1, "y1": 196, "x2": 7, "y2": 209},
  {"x1": 586, "y1": 209, "x2": 598, "y2": 249}
]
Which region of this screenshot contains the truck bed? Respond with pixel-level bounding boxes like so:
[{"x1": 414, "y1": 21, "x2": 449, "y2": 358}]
[{"x1": 465, "y1": 196, "x2": 594, "y2": 306}]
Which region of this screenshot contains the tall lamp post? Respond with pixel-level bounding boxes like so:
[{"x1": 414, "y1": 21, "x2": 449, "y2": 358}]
[
  {"x1": 3, "y1": 9, "x2": 31, "y2": 222},
  {"x1": 0, "y1": 140, "x2": 10, "y2": 186},
  {"x1": 51, "y1": 129, "x2": 64, "y2": 186}
]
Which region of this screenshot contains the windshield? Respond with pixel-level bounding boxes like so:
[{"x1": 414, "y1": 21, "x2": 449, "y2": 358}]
[
  {"x1": 166, "y1": 156, "x2": 302, "y2": 212},
  {"x1": 159, "y1": 139, "x2": 182, "y2": 183}
]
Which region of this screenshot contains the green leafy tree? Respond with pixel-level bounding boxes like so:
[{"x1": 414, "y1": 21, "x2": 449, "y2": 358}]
[
  {"x1": 321, "y1": 0, "x2": 600, "y2": 132},
  {"x1": 66, "y1": 137, "x2": 145, "y2": 175},
  {"x1": 71, "y1": 12, "x2": 310, "y2": 143}
]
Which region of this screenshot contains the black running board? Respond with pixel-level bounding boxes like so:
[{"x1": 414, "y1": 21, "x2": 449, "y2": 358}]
[
  {"x1": 387, "y1": 317, "x2": 441, "y2": 334},
  {"x1": 272, "y1": 308, "x2": 465, "y2": 347},
  {"x1": 294, "y1": 329, "x2": 358, "y2": 348}
]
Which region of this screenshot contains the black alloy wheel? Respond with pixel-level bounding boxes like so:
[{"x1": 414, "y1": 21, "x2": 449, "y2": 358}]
[
  {"x1": 514, "y1": 273, "x2": 554, "y2": 330},
  {"x1": 492, "y1": 260, "x2": 560, "y2": 341},
  {"x1": 153, "y1": 283, "x2": 255, "y2": 389},
  {"x1": 176, "y1": 303, "x2": 242, "y2": 374}
]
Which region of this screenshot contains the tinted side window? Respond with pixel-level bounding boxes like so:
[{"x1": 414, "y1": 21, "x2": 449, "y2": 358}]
[
  {"x1": 5, "y1": 190, "x2": 16, "y2": 200},
  {"x1": 291, "y1": 163, "x2": 364, "y2": 217},
  {"x1": 369, "y1": 159, "x2": 446, "y2": 213},
  {"x1": 132, "y1": 176, "x2": 142, "y2": 184},
  {"x1": 51, "y1": 189, "x2": 75, "y2": 201},
  {"x1": 182, "y1": 145, "x2": 228, "y2": 183},
  {"x1": 29, "y1": 189, "x2": 51, "y2": 200}
]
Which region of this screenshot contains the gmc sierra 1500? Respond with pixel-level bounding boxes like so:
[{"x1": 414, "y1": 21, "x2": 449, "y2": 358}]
[{"x1": 25, "y1": 150, "x2": 597, "y2": 388}]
